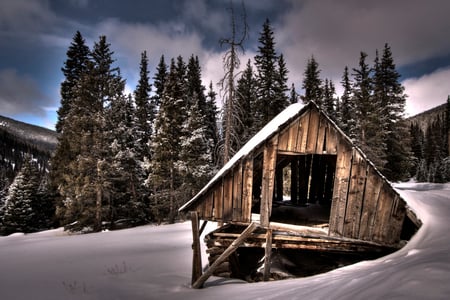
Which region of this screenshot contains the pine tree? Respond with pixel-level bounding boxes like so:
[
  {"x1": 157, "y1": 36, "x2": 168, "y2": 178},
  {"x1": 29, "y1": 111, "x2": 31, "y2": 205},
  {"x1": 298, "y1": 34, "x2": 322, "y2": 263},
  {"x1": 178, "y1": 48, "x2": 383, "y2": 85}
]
[
  {"x1": 375, "y1": 44, "x2": 410, "y2": 181},
  {"x1": 134, "y1": 51, "x2": 154, "y2": 165},
  {"x1": 254, "y1": 19, "x2": 287, "y2": 130},
  {"x1": 205, "y1": 82, "x2": 220, "y2": 166},
  {"x1": 56, "y1": 35, "x2": 125, "y2": 232},
  {"x1": 149, "y1": 58, "x2": 186, "y2": 223},
  {"x1": 180, "y1": 93, "x2": 215, "y2": 199},
  {"x1": 409, "y1": 123, "x2": 424, "y2": 177},
  {"x1": 56, "y1": 31, "x2": 90, "y2": 133},
  {"x1": 339, "y1": 66, "x2": 357, "y2": 139},
  {"x1": 152, "y1": 55, "x2": 168, "y2": 110},
  {"x1": 1, "y1": 157, "x2": 41, "y2": 234},
  {"x1": 289, "y1": 83, "x2": 298, "y2": 104},
  {"x1": 301, "y1": 56, "x2": 323, "y2": 105},
  {"x1": 322, "y1": 78, "x2": 337, "y2": 118},
  {"x1": 352, "y1": 51, "x2": 386, "y2": 169}
]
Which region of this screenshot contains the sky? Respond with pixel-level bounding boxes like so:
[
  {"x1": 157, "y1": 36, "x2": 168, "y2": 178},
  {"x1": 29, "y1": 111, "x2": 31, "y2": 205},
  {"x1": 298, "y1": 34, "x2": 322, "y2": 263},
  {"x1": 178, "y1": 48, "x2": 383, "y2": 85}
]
[{"x1": 1, "y1": 0, "x2": 449, "y2": 130}]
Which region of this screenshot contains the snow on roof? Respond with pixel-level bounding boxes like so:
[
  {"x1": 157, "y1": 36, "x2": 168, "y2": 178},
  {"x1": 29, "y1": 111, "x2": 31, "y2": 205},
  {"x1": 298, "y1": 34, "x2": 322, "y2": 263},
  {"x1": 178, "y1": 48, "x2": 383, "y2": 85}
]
[{"x1": 179, "y1": 102, "x2": 306, "y2": 212}]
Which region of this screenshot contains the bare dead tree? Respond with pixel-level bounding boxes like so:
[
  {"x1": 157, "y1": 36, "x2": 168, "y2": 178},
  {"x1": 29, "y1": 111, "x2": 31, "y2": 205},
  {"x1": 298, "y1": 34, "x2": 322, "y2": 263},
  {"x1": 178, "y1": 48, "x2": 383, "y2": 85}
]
[{"x1": 218, "y1": 1, "x2": 248, "y2": 165}]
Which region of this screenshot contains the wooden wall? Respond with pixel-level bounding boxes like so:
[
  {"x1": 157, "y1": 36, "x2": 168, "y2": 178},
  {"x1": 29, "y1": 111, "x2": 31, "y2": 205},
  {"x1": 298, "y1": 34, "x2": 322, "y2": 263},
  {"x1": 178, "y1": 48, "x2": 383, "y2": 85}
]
[{"x1": 188, "y1": 105, "x2": 408, "y2": 246}]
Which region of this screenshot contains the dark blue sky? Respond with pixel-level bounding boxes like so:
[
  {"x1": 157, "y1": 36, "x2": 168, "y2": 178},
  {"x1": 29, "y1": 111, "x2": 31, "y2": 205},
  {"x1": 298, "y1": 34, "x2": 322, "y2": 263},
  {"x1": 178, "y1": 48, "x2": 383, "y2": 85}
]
[{"x1": 1, "y1": 0, "x2": 449, "y2": 129}]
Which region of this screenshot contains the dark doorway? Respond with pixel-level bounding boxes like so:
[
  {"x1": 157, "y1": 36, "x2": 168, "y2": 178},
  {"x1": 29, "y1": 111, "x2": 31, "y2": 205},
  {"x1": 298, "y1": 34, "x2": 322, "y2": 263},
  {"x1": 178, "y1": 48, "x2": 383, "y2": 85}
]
[{"x1": 271, "y1": 154, "x2": 337, "y2": 226}]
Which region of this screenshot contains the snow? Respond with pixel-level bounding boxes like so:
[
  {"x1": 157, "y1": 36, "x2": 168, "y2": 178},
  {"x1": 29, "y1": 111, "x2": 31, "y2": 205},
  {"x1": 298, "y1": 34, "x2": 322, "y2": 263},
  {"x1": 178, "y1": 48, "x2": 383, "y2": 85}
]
[{"x1": 1, "y1": 182, "x2": 450, "y2": 299}]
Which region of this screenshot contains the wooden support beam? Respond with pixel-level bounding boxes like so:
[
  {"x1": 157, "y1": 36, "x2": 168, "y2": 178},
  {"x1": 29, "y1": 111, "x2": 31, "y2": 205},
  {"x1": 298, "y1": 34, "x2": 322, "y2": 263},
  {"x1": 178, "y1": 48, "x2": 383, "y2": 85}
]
[
  {"x1": 263, "y1": 228, "x2": 273, "y2": 281},
  {"x1": 190, "y1": 211, "x2": 202, "y2": 286},
  {"x1": 199, "y1": 220, "x2": 208, "y2": 236},
  {"x1": 192, "y1": 222, "x2": 258, "y2": 289}
]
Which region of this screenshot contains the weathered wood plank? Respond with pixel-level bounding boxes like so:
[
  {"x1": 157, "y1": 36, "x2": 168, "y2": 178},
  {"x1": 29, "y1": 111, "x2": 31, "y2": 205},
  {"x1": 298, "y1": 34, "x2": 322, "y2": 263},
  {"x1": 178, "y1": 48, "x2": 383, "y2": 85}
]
[
  {"x1": 190, "y1": 211, "x2": 202, "y2": 285},
  {"x1": 325, "y1": 124, "x2": 338, "y2": 154},
  {"x1": 296, "y1": 111, "x2": 310, "y2": 152},
  {"x1": 232, "y1": 164, "x2": 243, "y2": 221},
  {"x1": 260, "y1": 135, "x2": 278, "y2": 227},
  {"x1": 358, "y1": 166, "x2": 383, "y2": 240},
  {"x1": 278, "y1": 126, "x2": 290, "y2": 151},
  {"x1": 343, "y1": 149, "x2": 368, "y2": 238},
  {"x1": 329, "y1": 138, "x2": 353, "y2": 236},
  {"x1": 223, "y1": 174, "x2": 233, "y2": 221},
  {"x1": 315, "y1": 114, "x2": 328, "y2": 153},
  {"x1": 213, "y1": 181, "x2": 223, "y2": 221},
  {"x1": 287, "y1": 117, "x2": 300, "y2": 151},
  {"x1": 242, "y1": 158, "x2": 253, "y2": 223},
  {"x1": 306, "y1": 108, "x2": 320, "y2": 153},
  {"x1": 371, "y1": 183, "x2": 395, "y2": 244},
  {"x1": 203, "y1": 191, "x2": 214, "y2": 219},
  {"x1": 192, "y1": 222, "x2": 258, "y2": 288},
  {"x1": 263, "y1": 228, "x2": 273, "y2": 281}
]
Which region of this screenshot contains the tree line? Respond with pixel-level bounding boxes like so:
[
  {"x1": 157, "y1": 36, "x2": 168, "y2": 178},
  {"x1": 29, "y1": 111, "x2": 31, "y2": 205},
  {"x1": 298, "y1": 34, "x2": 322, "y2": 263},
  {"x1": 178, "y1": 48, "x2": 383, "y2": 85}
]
[{"x1": 1, "y1": 17, "x2": 448, "y2": 235}]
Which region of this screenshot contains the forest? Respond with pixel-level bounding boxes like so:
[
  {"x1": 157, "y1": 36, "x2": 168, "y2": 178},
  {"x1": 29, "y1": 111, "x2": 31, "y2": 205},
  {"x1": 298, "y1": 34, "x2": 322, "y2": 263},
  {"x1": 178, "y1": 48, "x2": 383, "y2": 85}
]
[{"x1": 0, "y1": 18, "x2": 449, "y2": 235}]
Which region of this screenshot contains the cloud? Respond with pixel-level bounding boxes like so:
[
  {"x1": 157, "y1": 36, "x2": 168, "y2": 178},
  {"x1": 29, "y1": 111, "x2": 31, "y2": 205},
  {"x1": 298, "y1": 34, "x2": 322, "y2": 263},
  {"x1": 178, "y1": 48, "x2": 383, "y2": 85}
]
[
  {"x1": 403, "y1": 67, "x2": 450, "y2": 116},
  {"x1": 0, "y1": 69, "x2": 53, "y2": 117},
  {"x1": 0, "y1": 0, "x2": 57, "y2": 33},
  {"x1": 276, "y1": 0, "x2": 450, "y2": 88}
]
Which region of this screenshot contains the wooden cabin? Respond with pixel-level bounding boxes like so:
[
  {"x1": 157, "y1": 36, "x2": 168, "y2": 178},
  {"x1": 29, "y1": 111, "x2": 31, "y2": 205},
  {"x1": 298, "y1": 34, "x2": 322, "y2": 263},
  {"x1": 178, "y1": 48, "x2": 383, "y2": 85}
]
[{"x1": 179, "y1": 101, "x2": 421, "y2": 288}]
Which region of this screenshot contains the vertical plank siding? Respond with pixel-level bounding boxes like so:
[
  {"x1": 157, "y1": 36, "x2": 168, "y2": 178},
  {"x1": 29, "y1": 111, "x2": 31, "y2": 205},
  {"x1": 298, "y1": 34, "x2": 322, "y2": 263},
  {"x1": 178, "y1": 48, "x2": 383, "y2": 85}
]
[{"x1": 185, "y1": 104, "x2": 411, "y2": 247}]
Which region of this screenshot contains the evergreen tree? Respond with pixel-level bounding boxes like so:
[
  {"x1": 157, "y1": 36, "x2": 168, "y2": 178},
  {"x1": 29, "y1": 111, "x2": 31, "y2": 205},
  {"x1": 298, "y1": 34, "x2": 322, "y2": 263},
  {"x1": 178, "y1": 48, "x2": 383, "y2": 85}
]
[
  {"x1": 352, "y1": 51, "x2": 386, "y2": 169},
  {"x1": 409, "y1": 123, "x2": 424, "y2": 177},
  {"x1": 375, "y1": 44, "x2": 410, "y2": 181},
  {"x1": 289, "y1": 83, "x2": 299, "y2": 104},
  {"x1": 180, "y1": 93, "x2": 215, "y2": 199},
  {"x1": 339, "y1": 66, "x2": 357, "y2": 139},
  {"x1": 152, "y1": 55, "x2": 168, "y2": 110},
  {"x1": 301, "y1": 55, "x2": 323, "y2": 105},
  {"x1": 56, "y1": 35, "x2": 125, "y2": 232},
  {"x1": 149, "y1": 58, "x2": 186, "y2": 223},
  {"x1": 254, "y1": 18, "x2": 287, "y2": 130},
  {"x1": 1, "y1": 157, "x2": 41, "y2": 234},
  {"x1": 205, "y1": 82, "x2": 220, "y2": 166},
  {"x1": 56, "y1": 31, "x2": 90, "y2": 133},
  {"x1": 322, "y1": 78, "x2": 337, "y2": 118},
  {"x1": 134, "y1": 51, "x2": 154, "y2": 164},
  {"x1": 235, "y1": 59, "x2": 258, "y2": 147}
]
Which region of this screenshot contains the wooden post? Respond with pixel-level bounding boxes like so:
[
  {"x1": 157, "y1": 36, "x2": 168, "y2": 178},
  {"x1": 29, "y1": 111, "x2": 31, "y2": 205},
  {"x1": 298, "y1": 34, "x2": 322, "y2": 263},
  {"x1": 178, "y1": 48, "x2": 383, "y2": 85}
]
[
  {"x1": 263, "y1": 228, "x2": 273, "y2": 281},
  {"x1": 190, "y1": 211, "x2": 202, "y2": 286},
  {"x1": 192, "y1": 222, "x2": 258, "y2": 289}
]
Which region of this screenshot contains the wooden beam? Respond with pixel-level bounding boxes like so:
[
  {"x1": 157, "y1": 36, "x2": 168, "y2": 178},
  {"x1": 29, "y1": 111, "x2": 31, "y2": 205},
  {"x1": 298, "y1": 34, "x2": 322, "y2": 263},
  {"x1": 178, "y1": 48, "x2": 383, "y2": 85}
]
[
  {"x1": 263, "y1": 228, "x2": 273, "y2": 281},
  {"x1": 190, "y1": 211, "x2": 202, "y2": 286},
  {"x1": 192, "y1": 222, "x2": 258, "y2": 289}
]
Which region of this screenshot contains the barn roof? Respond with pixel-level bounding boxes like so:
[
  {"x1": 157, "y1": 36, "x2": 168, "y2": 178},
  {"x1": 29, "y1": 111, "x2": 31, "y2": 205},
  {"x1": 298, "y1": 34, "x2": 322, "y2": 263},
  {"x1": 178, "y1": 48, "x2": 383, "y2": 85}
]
[{"x1": 179, "y1": 101, "x2": 389, "y2": 213}]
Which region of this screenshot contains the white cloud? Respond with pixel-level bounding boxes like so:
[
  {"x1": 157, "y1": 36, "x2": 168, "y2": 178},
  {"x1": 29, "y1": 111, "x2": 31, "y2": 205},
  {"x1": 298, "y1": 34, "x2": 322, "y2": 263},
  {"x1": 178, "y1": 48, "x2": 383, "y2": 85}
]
[
  {"x1": 0, "y1": 69, "x2": 52, "y2": 115},
  {"x1": 276, "y1": 0, "x2": 450, "y2": 91},
  {"x1": 403, "y1": 67, "x2": 450, "y2": 116}
]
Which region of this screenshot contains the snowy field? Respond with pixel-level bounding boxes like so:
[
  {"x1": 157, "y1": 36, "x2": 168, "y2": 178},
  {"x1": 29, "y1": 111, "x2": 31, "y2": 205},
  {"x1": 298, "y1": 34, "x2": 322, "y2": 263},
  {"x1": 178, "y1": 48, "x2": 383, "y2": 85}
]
[{"x1": 1, "y1": 182, "x2": 449, "y2": 300}]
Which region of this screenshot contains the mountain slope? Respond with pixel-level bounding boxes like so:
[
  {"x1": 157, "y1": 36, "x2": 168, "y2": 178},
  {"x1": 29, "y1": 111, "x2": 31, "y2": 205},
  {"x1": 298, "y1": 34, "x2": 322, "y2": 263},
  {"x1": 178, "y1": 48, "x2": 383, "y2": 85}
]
[{"x1": 0, "y1": 115, "x2": 58, "y2": 152}]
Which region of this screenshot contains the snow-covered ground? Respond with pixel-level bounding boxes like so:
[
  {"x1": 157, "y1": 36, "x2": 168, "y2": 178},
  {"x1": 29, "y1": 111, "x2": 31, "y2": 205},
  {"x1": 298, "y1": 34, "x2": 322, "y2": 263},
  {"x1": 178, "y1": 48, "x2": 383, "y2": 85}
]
[{"x1": 1, "y1": 183, "x2": 449, "y2": 300}]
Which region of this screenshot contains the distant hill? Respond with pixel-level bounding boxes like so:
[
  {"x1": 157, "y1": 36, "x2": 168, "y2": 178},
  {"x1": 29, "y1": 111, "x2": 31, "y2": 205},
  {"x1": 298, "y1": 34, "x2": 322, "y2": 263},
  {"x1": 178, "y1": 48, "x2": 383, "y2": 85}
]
[
  {"x1": 0, "y1": 115, "x2": 58, "y2": 192},
  {"x1": 0, "y1": 115, "x2": 58, "y2": 152},
  {"x1": 406, "y1": 103, "x2": 447, "y2": 132}
]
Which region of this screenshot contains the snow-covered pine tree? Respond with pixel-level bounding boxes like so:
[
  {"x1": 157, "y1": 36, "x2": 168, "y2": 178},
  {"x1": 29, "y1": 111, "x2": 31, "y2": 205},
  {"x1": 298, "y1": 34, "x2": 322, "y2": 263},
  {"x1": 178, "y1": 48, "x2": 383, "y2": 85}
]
[
  {"x1": 322, "y1": 78, "x2": 337, "y2": 119},
  {"x1": 254, "y1": 19, "x2": 287, "y2": 130},
  {"x1": 375, "y1": 44, "x2": 411, "y2": 181},
  {"x1": 1, "y1": 157, "x2": 41, "y2": 234},
  {"x1": 152, "y1": 55, "x2": 168, "y2": 110},
  {"x1": 134, "y1": 51, "x2": 155, "y2": 166},
  {"x1": 301, "y1": 55, "x2": 323, "y2": 105},
  {"x1": 149, "y1": 58, "x2": 187, "y2": 223},
  {"x1": 106, "y1": 94, "x2": 148, "y2": 228},
  {"x1": 289, "y1": 83, "x2": 299, "y2": 104},
  {"x1": 339, "y1": 66, "x2": 357, "y2": 139},
  {"x1": 56, "y1": 31, "x2": 90, "y2": 134},
  {"x1": 352, "y1": 51, "x2": 387, "y2": 170},
  {"x1": 236, "y1": 59, "x2": 258, "y2": 147},
  {"x1": 205, "y1": 82, "x2": 220, "y2": 166},
  {"x1": 57, "y1": 35, "x2": 125, "y2": 232},
  {"x1": 180, "y1": 92, "x2": 215, "y2": 200}
]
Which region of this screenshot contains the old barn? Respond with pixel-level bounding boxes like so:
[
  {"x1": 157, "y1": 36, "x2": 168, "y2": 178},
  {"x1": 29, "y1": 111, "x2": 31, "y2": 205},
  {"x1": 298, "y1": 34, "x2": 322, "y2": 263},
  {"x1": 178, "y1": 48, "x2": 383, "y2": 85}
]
[{"x1": 179, "y1": 101, "x2": 421, "y2": 288}]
